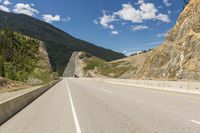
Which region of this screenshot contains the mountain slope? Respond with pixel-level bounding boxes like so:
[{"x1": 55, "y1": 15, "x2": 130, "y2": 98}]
[
  {"x1": 79, "y1": 0, "x2": 200, "y2": 81},
  {"x1": 0, "y1": 11, "x2": 125, "y2": 75},
  {"x1": 65, "y1": 51, "x2": 142, "y2": 78},
  {"x1": 135, "y1": 0, "x2": 200, "y2": 81},
  {"x1": 0, "y1": 29, "x2": 53, "y2": 85}
]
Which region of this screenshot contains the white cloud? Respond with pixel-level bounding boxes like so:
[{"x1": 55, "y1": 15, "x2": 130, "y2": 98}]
[
  {"x1": 115, "y1": 4, "x2": 142, "y2": 23},
  {"x1": 115, "y1": 2, "x2": 170, "y2": 23},
  {"x1": 121, "y1": 49, "x2": 140, "y2": 56},
  {"x1": 157, "y1": 33, "x2": 167, "y2": 37},
  {"x1": 111, "y1": 30, "x2": 119, "y2": 35},
  {"x1": 99, "y1": 11, "x2": 116, "y2": 30},
  {"x1": 13, "y1": 3, "x2": 39, "y2": 16},
  {"x1": 3, "y1": 0, "x2": 11, "y2": 6},
  {"x1": 0, "y1": 5, "x2": 10, "y2": 12},
  {"x1": 136, "y1": 0, "x2": 144, "y2": 5},
  {"x1": 96, "y1": 0, "x2": 170, "y2": 34},
  {"x1": 163, "y1": 0, "x2": 172, "y2": 7},
  {"x1": 62, "y1": 17, "x2": 71, "y2": 22},
  {"x1": 139, "y1": 2, "x2": 158, "y2": 20},
  {"x1": 42, "y1": 14, "x2": 61, "y2": 23},
  {"x1": 130, "y1": 25, "x2": 149, "y2": 31},
  {"x1": 156, "y1": 13, "x2": 170, "y2": 23}
]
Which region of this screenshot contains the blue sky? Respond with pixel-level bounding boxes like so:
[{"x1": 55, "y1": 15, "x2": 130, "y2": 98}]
[{"x1": 0, "y1": 0, "x2": 184, "y2": 55}]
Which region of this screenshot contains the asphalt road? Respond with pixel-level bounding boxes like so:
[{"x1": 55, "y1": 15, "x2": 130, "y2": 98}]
[{"x1": 1, "y1": 78, "x2": 200, "y2": 133}]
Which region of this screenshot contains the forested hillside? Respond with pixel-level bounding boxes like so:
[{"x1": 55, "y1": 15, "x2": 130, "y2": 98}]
[
  {"x1": 0, "y1": 29, "x2": 52, "y2": 84},
  {"x1": 0, "y1": 11, "x2": 125, "y2": 75}
]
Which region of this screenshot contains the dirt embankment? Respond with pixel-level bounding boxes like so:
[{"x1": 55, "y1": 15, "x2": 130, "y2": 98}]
[{"x1": 0, "y1": 77, "x2": 30, "y2": 93}]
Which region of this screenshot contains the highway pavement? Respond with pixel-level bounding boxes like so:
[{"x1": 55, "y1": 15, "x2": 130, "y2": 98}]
[{"x1": 1, "y1": 78, "x2": 200, "y2": 133}]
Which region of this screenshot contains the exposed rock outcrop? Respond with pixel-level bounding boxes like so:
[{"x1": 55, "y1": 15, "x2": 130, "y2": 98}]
[
  {"x1": 63, "y1": 52, "x2": 93, "y2": 77},
  {"x1": 134, "y1": 0, "x2": 200, "y2": 81},
  {"x1": 78, "y1": 0, "x2": 200, "y2": 81},
  {"x1": 27, "y1": 42, "x2": 53, "y2": 85}
]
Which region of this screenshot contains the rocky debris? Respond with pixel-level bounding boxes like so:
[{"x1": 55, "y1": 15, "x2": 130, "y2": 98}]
[
  {"x1": 26, "y1": 77, "x2": 43, "y2": 85},
  {"x1": 0, "y1": 77, "x2": 30, "y2": 93},
  {"x1": 37, "y1": 42, "x2": 52, "y2": 73},
  {"x1": 0, "y1": 77, "x2": 7, "y2": 87}
]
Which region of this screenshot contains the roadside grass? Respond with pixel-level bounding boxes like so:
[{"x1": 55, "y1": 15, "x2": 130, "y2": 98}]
[
  {"x1": 84, "y1": 56, "x2": 105, "y2": 71},
  {"x1": 84, "y1": 56, "x2": 134, "y2": 78},
  {"x1": 100, "y1": 65, "x2": 130, "y2": 77},
  {"x1": 30, "y1": 68, "x2": 52, "y2": 85}
]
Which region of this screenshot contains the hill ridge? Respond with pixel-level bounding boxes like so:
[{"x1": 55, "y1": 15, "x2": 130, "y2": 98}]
[
  {"x1": 0, "y1": 10, "x2": 125, "y2": 75},
  {"x1": 78, "y1": 0, "x2": 200, "y2": 81}
]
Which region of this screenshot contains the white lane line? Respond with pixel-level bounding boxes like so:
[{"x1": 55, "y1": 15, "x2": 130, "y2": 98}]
[
  {"x1": 190, "y1": 120, "x2": 200, "y2": 125},
  {"x1": 66, "y1": 79, "x2": 82, "y2": 133},
  {"x1": 98, "y1": 88, "x2": 113, "y2": 94}
]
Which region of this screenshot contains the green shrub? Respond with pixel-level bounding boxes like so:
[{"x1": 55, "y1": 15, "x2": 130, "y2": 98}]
[
  {"x1": 84, "y1": 57, "x2": 105, "y2": 70},
  {"x1": 16, "y1": 71, "x2": 29, "y2": 82},
  {"x1": 4, "y1": 62, "x2": 15, "y2": 80},
  {"x1": 0, "y1": 29, "x2": 39, "y2": 82},
  {"x1": 53, "y1": 72, "x2": 60, "y2": 79}
]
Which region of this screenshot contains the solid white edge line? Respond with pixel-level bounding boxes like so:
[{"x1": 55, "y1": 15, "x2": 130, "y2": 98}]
[
  {"x1": 190, "y1": 120, "x2": 200, "y2": 125},
  {"x1": 98, "y1": 88, "x2": 113, "y2": 94},
  {"x1": 66, "y1": 79, "x2": 82, "y2": 133}
]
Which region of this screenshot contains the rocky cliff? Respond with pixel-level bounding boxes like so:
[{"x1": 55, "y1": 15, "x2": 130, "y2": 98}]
[
  {"x1": 26, "y1": 41, "x2": 53, "y2": 85},
  {"x1": 79, "y1": 0, "x2": 200, "y2": 81},
  {"x1": 134, "y1": 0, "x2": 200, "y2": 81}
]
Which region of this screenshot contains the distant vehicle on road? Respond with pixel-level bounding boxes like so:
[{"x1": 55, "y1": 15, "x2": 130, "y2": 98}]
[{"x1": 74, "y1": 75, "x2": 79, "y2": 78}]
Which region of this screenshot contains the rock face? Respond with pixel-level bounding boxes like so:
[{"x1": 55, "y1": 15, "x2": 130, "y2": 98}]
[
  {"x1": 79, "y1": 0, "x2": 200, "y2": 81},
  {"x1": 38, "y1": 42, "x2": 52, "y2": 73},
  {"x1": 62, "y1": 52, "x2": 77, "y2": 77},
  {"x1": 63, "y1": 51, "x2": 106, "y2": 78},
  {"x1": 27, "y1": 42, "x2": 53, "y2": 85},
  {"x1": 134, "y1": 0, "x2": 200, "y2": 81}
]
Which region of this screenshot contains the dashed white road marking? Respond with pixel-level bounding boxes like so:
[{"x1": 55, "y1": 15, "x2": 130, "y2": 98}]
[
  {"x1": 98, "y1": 88, "x2": 113, "y2": 94},
  {"x1": 190, "y1": 120, "x2": 200, "y2": 125},
  {"x1": 66, "y1": 79, "x2": 82, "y2": 133}
]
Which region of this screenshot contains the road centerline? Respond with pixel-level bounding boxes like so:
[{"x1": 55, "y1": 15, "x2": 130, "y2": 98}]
[
  {"x1": 98, "y1": 88, "x2": 113, "y2": 94},
  {"x1": 190, "y1": 120, "x2": 200, "y2": 125},
  {"x1": 66, "y1": 79, "x2": 82, "y2": 133}
]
